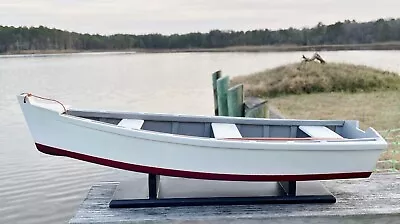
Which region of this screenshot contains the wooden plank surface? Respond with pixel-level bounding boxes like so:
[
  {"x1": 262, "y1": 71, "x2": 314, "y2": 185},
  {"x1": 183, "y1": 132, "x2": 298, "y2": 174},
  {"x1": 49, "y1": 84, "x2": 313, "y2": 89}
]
[{"x1": 69, "y1": 173, "x2": 400, "y2": 224}]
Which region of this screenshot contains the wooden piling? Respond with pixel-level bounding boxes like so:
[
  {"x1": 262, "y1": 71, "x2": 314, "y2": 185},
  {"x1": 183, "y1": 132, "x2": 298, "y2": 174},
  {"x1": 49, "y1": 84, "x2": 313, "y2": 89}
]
[
  {"x1": 216, "y1": 76, "x2": 229, "y2": 116},
  {"x1": 212, "y1": 70, "x2": 268, "y2": 118},
  {"x1": 227, "y1": 84, "x2": 244, "y2": 117},
  {"x1": 244, "y1": 97, "x2": 268, "y2": 118},
  {"x1": 211, "y1": 71, "x2": 221, "y2": 115}
]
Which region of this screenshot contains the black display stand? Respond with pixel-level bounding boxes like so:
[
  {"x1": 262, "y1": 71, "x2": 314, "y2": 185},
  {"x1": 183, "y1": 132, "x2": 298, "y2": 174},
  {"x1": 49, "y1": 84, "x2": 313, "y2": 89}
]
[{"x1": 109, "y1": 174, "x2": 336, "y2": 208}]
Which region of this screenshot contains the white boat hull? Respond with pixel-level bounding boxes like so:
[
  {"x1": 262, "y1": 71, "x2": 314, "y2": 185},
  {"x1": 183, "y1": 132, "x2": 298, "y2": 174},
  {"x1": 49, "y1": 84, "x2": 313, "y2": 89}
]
[{"x1": 17, "y1": 94, "x2": 387, "y2": 181}]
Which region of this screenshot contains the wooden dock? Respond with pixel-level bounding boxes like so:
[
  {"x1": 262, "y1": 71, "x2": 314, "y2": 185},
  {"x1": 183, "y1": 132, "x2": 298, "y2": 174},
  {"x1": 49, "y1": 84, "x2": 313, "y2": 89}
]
[{"x1": 70, "y1": 172, "x2": 400, "y2": 224}]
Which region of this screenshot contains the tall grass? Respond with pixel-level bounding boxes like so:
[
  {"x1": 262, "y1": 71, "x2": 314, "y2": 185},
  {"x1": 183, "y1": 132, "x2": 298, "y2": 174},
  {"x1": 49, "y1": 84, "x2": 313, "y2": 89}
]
[{"x1": 231, "y1": 62, "x2": 400, "y2": 98}]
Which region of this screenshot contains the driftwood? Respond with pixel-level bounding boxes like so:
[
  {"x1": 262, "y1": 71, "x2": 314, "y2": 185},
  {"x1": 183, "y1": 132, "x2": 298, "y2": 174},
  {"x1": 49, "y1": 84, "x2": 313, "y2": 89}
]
[{"x1": 302, "y1": 53, "x2": 326, "y2": 64}]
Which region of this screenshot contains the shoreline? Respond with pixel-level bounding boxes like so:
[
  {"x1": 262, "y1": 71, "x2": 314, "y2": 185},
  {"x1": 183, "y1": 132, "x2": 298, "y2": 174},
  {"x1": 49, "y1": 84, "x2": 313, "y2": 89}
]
[
  {"x1": 3, "y1": 42, "x2": 400, "y2": 55},
  {"x1": 140, "y1": 42, "x2": 400, "y2": 53}
]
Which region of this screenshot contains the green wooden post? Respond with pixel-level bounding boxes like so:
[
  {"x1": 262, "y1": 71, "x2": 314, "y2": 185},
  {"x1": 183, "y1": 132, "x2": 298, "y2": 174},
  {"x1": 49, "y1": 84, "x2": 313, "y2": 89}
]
[
  {"x1": 212, "y1": 71, "x2": 221, "y2": 115},
  {"x1": 244, "y1": 97, "x2": 268, "y2": 118},
  {"x1": 245, "y1": 105, "x2": 267, "y2": 118},
  {"x1": 216, "y1": 76, "x2": 229, "y2": 116},
  {"x1": 227, "y1": 84, "x2": 244, "y2": 117}
]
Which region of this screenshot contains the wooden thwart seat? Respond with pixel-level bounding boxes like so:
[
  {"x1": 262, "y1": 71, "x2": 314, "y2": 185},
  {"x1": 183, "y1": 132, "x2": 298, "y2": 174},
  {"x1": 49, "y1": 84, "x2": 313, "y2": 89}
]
[
  {"x1": 299, "y1": 125, "x2": 343, "y2": 139},
  {"x1": 211, "y1": 123, "x2": 242, "y2": 139},
  {"x1": 117, "y1": 119, "x2": 144, "y2": 130}
]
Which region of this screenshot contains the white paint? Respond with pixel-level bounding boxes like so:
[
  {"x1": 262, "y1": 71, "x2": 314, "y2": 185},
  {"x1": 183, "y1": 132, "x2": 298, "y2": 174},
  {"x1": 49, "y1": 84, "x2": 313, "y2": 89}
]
[
  {"x1": 299, "y1": 126, "x2": 343, "y2": 139},
  {"x1": 211, "y1": 123, "x2": 242, "y2": 139},
  {"x1": 117, "y1": 119, "x2": 144, "y2": 130},
  {"x1": 17, "y1": 94, "x2": 388, "y2": 177}
]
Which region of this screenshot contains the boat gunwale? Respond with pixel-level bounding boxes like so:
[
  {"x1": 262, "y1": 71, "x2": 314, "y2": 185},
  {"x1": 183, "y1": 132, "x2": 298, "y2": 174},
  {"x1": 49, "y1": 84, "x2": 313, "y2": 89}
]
[
  {"x1": 66, "y1": 107, "x2": 348, "y2": 126},
  {"x1": 56, "y1": 109, "x2": 387, "y2": 151}
]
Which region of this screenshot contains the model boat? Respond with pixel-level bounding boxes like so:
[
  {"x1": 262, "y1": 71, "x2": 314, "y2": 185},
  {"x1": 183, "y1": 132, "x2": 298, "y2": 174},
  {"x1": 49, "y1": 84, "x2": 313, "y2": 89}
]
[{"x1": 17, "y1": 93, "x2": 387, "y2": 181}]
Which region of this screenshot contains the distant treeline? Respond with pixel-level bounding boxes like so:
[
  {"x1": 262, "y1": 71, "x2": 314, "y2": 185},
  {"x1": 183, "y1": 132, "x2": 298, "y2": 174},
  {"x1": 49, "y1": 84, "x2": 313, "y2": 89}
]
[{"x1": 1, "y1": 18, "x2": 400, "y2": 53}]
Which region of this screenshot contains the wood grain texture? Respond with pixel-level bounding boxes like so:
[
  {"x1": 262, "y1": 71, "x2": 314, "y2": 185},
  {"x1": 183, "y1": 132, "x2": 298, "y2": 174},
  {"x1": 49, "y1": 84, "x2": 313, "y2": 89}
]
[{"x1": 69, "y1": 173, "x2": 400, "y2": 224}]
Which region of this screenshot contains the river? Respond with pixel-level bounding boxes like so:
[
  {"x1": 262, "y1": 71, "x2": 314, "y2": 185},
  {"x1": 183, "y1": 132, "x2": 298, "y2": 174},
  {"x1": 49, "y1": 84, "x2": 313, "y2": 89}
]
[{"x1": 1, "y1": 50, "x2": 400, "y2": 223}]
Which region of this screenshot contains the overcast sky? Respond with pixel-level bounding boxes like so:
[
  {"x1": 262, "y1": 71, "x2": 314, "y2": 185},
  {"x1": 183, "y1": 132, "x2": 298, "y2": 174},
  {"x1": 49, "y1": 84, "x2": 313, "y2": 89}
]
[{"x1": 1, "y1": 0, "x2": 399, "y2": 35}]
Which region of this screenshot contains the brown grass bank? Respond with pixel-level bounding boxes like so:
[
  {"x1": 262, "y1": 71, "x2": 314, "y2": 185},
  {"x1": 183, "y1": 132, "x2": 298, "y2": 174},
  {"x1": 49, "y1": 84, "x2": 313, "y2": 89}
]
[{"x1": 231, "y1": 62, "x2": 400, "y2": 98}]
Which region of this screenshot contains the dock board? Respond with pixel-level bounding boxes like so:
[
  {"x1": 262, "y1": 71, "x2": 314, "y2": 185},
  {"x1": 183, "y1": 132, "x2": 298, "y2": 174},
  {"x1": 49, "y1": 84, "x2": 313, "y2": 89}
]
[{"x1": 69, "y1": 173, "x2": 400, "y2": 224}]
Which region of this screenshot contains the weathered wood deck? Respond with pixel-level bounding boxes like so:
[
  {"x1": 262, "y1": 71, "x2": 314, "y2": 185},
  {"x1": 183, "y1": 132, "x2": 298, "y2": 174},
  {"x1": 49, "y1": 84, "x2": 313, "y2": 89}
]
[{"x1": 69, "y1": 173, "x2": 400, "y2": 224}]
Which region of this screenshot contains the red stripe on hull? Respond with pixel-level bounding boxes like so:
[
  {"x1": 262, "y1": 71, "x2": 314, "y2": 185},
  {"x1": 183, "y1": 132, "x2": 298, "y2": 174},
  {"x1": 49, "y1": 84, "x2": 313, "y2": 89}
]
[{"x1": 35, "y1": 143, "x2": 372, "y2": 182}]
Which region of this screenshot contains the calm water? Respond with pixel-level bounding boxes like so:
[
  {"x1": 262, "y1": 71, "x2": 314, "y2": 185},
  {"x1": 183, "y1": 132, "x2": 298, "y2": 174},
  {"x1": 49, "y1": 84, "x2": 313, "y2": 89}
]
[{"x1": 1, "y1": 50, "x2": 400, "y2": 223}]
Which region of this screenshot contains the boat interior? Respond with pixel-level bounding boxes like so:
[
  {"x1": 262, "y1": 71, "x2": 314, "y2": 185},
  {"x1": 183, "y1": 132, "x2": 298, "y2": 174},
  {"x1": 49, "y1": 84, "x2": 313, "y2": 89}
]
[{"x1": 66, "y1": 109, "x2": 373, "y2": 141}]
